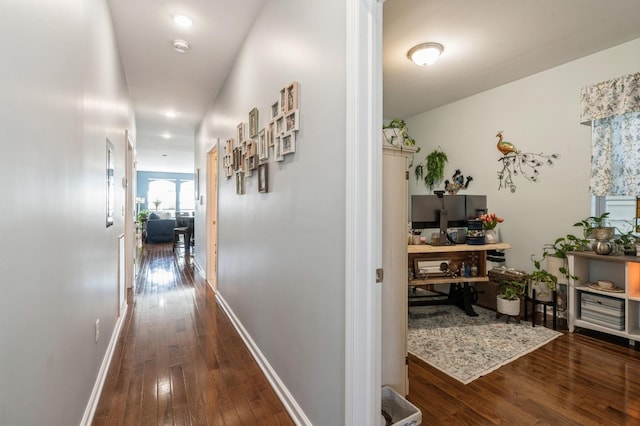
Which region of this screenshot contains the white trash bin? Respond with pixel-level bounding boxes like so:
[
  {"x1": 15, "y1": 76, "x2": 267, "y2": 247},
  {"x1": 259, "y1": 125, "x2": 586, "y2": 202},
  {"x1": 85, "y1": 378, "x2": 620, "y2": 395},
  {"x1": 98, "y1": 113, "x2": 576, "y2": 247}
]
[{"x1": 380, "y1": 386, "x2": 422, "y2": 426}]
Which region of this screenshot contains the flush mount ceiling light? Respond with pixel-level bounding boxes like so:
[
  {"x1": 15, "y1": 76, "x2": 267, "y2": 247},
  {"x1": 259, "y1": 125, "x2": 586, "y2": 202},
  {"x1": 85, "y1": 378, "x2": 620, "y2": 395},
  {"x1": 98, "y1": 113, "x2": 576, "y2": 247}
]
[
  {"x1": 173, "y1": 14, "x2": 192, "y2": 28},
  {"x1": 407, "y1": 42, "x2": 444, "y2": 66},
  {"x1": 161, "y1": 132, "x2": 171, "y2": 139},
  {"x1": 173, "y1": 39, "x2": 190, "y2": 53},
  {"x1": 164, "y1": 110, "x2": 177, "y2": 118}
]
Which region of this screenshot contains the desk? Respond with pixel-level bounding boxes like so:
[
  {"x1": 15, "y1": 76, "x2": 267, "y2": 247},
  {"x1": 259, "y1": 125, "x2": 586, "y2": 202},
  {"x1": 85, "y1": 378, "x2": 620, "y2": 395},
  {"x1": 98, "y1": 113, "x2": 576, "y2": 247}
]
[{"x1": 408, "y1": 243, "x2": 511, "y2": 316}]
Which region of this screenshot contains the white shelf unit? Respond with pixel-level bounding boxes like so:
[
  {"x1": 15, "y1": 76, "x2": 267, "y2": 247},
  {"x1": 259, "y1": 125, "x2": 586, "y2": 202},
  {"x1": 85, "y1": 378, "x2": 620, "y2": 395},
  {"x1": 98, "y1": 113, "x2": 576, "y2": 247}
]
[{"x1": 567, "y1": 251, "x2": 640, "y2": 344}]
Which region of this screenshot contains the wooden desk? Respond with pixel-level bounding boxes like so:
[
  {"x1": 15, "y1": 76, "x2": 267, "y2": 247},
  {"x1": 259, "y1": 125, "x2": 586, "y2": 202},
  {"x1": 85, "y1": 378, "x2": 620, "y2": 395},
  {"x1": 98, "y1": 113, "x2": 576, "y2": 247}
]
[{"x1": 408, "y1": 242, "x2": 511, "y2": 315}]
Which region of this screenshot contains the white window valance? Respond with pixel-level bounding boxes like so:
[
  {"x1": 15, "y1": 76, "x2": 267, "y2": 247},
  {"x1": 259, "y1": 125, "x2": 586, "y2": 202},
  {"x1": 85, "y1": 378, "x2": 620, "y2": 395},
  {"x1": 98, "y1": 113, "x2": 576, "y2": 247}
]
[{"x1": 580, "y1": 72, "x2": 640, "y2": 125}]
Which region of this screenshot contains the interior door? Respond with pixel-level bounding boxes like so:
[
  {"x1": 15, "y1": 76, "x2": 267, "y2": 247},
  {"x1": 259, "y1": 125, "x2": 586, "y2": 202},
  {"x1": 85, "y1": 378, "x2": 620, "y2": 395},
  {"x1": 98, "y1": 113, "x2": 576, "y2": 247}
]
[{"x1": 206, "y1": 142, "x2": 218, "y2": 290}]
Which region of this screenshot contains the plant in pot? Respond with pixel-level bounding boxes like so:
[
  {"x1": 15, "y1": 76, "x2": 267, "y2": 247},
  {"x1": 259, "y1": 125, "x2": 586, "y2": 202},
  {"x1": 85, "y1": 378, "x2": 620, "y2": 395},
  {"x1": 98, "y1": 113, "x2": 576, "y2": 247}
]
[
  {"x1": 541, "y1": 234, "x2": 587, "y2": 284},
  {"x1": 382, "y1": 119, "x2": 417, "y2": 147},
  {"x1": 614, "y1": 228, "x2": 638, "y2": 256},
  {"x1": 574, "y1": 212, "x2": 615, "y2": 254},
  {"x1": 529, "y1": 256, "x2": 559, "y2": 302},
  {"x1": 496, "y1": 279, "x2": 526, "y2": 316}
]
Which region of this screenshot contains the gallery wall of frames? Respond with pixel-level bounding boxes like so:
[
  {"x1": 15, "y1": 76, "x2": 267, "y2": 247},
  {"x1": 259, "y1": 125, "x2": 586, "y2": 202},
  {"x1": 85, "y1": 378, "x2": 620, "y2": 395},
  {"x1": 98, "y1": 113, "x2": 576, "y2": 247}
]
[{"x1": 222, "y1": 81, "x2": 300, "y2": 195}]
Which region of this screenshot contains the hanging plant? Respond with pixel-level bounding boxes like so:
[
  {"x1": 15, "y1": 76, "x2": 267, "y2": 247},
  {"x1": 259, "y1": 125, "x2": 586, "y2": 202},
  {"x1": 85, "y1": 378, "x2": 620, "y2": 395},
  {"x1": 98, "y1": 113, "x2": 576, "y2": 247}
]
[{"x1": 415, "y1": 148, "x2": 448, "y2": 190}]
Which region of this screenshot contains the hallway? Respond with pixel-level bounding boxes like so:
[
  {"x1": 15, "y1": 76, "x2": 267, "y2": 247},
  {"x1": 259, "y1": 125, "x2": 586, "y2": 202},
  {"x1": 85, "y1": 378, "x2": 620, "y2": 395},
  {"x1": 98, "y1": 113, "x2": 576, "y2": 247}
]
[{"x1": 92, "y1": 244, "x2": 293, "y2": 425}]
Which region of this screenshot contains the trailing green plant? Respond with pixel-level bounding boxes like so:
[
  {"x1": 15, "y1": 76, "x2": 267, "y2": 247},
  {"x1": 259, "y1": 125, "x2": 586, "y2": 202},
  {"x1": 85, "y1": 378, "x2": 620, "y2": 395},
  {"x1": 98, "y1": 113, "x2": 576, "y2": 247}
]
[
  {"x1": 415, "y1": 148, "x2": 448, "y2": 190},
  {"x1": 382, "y1": 119, "x2": 416, "y2": 146},
  {"x1": 497, "y1": 279, "x2": 526, "y2": 300},
  {"x1": 614, "y1": 226, "x2": 638, "y2": 255},
  {"x1": 529, "y1": 255, "x2": 559, "y2": 292},
  {"x1": 542, "y1": 234, "x2": 589, "y2": 260}
]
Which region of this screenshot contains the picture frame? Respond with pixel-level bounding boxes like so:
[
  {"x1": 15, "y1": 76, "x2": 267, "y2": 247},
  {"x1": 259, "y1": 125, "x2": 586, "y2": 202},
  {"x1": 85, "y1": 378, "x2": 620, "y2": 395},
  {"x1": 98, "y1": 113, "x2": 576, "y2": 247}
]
[
  {"x1": 271, "y1": 100, "x2": 279, "y2": 119},
  {"x1": 235, "y1": 171, "x2": 244, "y2": 195},
  {"x1": 232, "y1": 147, "x2": 241, "y2": 170},
  {"x1": 273, "y1": 135, "x2": 283, "y2": 161},
  {"x1": 285, "y1": 109, "x2": 299, "y2": 132},
  {"x1": 413, "y1": 258, "x2": 448, "y2": 279},
  {"x1": 281, "y1": 131, "x2": 296, "y2": 155},
  {"x1": 276, "y1": 115, "x2": 284, "y2": 135},
  {"x1": 249, "y1": 107, "x2": 259, "y2": 138},
  {"x1": 106, "y1": 138, "x2": 114, "y2": 228},
  {"x1": 285, "y1": 81, "x2": 299, "y2": 112},
  {"x1": 268, "y1": 121, "x2": 275, "y2": 147},
  {"x1": 246, "y1": 154, "x2": 257, "y2": 171},
  {"x1": 258, "y1": 128, "x2": 268, "y2": 161},
  {"x1": 237, "y1": 122, "x2": 245, "y2": 143},
  {"x1": 258, "y1": 163, "x2": 268, "y2": 193},
  {"x1": 279, "y1": 88, "x2": 286, "y2": 114}
]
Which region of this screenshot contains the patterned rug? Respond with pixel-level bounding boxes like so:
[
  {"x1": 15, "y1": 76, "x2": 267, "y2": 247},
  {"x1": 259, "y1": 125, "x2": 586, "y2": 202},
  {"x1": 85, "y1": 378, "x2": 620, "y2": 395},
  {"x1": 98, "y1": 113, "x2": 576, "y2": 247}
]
[{"x1": 408, "y1": 301, "x2": 562, "y2": 384}]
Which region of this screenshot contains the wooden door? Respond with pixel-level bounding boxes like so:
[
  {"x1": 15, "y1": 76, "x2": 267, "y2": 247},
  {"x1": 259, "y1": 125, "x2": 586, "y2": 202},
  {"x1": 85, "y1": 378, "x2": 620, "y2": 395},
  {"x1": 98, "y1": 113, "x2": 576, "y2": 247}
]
[{"x1": 206, "y1": 143, "x2": 218, "y2": 290}]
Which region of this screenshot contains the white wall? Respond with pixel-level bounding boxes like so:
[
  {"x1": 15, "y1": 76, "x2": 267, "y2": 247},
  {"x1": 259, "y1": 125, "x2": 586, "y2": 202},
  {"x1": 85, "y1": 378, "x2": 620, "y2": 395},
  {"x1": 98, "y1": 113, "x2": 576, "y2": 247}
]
[
  {"x1": 0, "y1": 1, "x2": 134, "y2": 424},
  {"x1": 406, "y1": 38, "x2": 640, "y2": 272},
  {"x1": 195, "y1": 1, "x2": 346, "y2": 424}
]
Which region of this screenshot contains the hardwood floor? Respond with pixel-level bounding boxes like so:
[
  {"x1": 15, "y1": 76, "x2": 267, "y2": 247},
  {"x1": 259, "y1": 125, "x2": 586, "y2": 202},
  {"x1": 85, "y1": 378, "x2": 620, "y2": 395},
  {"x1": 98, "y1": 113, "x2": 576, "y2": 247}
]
[
  {"x1": 92, "y1": 243, "x2": 293, "y2": 426},
  {"x1": 407, "y1": 319, "x2": 640, "y2": 425}
]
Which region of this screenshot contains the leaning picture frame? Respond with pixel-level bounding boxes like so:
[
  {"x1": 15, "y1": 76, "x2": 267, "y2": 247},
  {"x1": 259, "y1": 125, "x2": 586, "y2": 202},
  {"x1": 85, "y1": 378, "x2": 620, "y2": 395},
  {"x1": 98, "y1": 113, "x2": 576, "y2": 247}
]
[
  {"x1": 258, "y1": 163, "x2": 268, "y2": 193},
  {"x1": 249, "y1": 107, "x2": 259, "y2": 138},
  {"x1": 281, "y1": 131, "x2": 296, "y2": 155}
]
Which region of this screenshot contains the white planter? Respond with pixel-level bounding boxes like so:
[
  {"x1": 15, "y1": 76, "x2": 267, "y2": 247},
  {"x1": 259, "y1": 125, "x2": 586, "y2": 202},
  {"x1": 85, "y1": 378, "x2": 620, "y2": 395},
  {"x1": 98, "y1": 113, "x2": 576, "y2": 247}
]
[
  {"x1": 383, "y1": 128, "x2": 404, "y2": 146},
  {"x1": 496, "y1": 296, "x2": 520, "y2": 316},
  {"x1": 545, "y1": 255, "x2": 568, "y2": 284},
  {"x1": 485, "y1": 229, "x2": 499, "y2": 243},
  {"x1": 528, "y1": 280, "x2": 554, "y2": 302}
]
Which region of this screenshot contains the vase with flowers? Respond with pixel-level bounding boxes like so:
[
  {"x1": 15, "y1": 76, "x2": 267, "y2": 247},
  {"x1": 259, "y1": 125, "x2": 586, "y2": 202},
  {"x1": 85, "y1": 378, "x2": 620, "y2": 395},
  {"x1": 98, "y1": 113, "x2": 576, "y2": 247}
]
[{"x1": 480, "y1": 212, "x2": 504, "y2": 243}]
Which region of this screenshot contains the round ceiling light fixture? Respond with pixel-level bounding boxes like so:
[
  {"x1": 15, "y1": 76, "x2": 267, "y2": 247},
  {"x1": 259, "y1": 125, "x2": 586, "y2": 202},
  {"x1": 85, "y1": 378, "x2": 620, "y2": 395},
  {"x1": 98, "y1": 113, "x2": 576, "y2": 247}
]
[
  {"x1": 173, "y1": 39, "x2": 191, "y2": 53},
  {"x1": 407, "y1": 42, "x2": 444, "y2": 66},
  {"x1": 173, "y1": 14, "x2": 193, "y2": 28}
]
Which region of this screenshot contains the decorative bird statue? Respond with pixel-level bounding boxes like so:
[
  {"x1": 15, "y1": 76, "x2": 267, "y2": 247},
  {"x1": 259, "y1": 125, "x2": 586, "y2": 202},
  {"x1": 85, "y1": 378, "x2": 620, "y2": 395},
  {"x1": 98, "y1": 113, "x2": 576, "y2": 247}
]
[{"x1": 496, "y1": 131, "x2": 518, "y2": 155}]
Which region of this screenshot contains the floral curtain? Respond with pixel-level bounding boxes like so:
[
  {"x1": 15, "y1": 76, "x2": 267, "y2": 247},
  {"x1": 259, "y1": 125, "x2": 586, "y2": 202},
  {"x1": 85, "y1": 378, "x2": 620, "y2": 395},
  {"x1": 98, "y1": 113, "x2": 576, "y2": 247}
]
[{"x1": 580, "y1": 72, "x2": 640, "y2": 196}]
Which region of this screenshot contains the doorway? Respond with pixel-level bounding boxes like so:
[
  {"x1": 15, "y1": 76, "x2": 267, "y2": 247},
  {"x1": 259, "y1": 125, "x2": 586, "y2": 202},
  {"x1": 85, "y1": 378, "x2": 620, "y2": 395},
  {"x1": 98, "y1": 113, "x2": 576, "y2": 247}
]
[{"x1": 206, "y1": 141, "x2": 219, "y2": 291}]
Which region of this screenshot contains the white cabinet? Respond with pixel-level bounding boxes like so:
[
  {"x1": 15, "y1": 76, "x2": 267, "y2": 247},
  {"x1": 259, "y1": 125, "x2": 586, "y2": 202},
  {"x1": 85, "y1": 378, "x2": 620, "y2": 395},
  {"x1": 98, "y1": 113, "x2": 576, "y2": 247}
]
[
  {"x1": 567, "y1": 251, "x2": 640, "y2": 344},
  {"x1": 381, "y1": 144, "x2": 415, "y2": 396}
]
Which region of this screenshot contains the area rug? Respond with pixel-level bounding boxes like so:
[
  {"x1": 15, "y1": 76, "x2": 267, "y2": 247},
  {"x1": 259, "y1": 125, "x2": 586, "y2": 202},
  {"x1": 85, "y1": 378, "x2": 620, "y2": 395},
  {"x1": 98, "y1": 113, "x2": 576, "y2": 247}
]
[{"x1": 408, "y1": 300, "x2": 562, "y2": 384}]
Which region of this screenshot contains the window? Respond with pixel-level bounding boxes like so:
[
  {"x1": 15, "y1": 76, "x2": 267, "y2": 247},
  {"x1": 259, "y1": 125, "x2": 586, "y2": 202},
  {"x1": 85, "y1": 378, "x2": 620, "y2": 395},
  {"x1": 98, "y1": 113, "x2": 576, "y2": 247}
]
[
  {"x1": 179, "y1": 180, "x2": 195, "y2": 212},
  {"x1": 594, "y1": 196, "x2": 638, "y2": 233},
  {"x1": 148, "y1": 179, "x2": 177, "y2": 212}
]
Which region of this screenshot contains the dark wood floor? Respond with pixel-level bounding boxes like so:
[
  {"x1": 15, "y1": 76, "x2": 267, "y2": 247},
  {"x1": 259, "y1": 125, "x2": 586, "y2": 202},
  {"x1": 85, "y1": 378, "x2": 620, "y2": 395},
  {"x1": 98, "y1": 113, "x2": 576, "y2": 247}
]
[
  {"x1": 408, "y1": 317, "x2": 640, "y2": 425},
  {"x1": 92, "y1": 243, "x2": 294, "y2": 426},
  {"x1": 94, "y1": 243, "x2": 640, "y2": 425}
]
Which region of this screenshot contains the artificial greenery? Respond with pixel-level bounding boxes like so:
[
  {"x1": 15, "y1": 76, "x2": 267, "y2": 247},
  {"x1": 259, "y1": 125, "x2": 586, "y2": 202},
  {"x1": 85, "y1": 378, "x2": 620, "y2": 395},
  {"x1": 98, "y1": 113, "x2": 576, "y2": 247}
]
[{"x1": 415, "y1": 148, "x2": 448, "y2": 190}]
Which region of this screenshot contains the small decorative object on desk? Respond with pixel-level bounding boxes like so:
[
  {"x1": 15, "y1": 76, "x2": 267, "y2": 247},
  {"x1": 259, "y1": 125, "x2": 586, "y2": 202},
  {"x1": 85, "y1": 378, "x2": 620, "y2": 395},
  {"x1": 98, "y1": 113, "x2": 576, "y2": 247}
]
[
  {"x1": 480, "y1": 212, "x2": 503, "y2": 243},
  {"x1": 466, "y1": 219, "x2": 485, "y2": 245}
]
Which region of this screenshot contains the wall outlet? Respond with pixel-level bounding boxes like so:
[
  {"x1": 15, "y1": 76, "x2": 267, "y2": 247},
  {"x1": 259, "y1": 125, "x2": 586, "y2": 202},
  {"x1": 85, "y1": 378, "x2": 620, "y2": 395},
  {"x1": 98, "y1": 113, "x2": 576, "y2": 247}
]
[{"x1": 95, "y1": 319, "x2": 100, "y2": 343}]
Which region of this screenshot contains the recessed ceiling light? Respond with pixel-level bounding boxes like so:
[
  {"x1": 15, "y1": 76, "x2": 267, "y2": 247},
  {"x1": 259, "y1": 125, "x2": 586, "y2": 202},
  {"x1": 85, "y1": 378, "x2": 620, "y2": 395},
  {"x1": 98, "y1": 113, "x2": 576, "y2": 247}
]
[
  {"x1": 173, "y1": 14, "x2": 192, "y2": 28},
  {"x1": 173, "y1": 39, "x2": 190, "y2": 53},
  {"x1": 407, "y1": 42, "x2": 444, "y2": 66},
  {"x1": 165, "y1": 110, "x2": 177, "y2": 118},
  {"x1": 162, "y1": 133, "x2": 171, "y2": 139}
]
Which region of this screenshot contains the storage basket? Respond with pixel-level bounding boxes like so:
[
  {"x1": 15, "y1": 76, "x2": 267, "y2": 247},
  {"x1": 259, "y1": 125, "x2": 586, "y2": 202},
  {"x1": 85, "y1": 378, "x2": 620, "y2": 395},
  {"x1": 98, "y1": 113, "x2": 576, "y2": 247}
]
[{"x1": 488, "y1": 267, "x2": 527, "y2": 284}]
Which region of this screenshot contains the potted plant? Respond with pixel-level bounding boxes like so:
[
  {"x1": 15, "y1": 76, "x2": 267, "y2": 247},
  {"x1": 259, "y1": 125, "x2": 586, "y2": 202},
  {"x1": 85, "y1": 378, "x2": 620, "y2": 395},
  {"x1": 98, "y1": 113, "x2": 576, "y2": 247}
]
[
  {"x1": 137, "y1": 209, "x2": 150, "y2": 225},
  {"x1": 382, "y1": 119, "x2": 416, "y2": 147},
  {"x1": 615, "y1": 229, "x2": 638, "y2": 256},
  {"x1": 496, "y1": 279, "x2": 526, "y2": 316},
  {"x1": 574, "y1": 212, "x2": 615, "y2": 241},
  {"x1": 152, "y1": 199, "x2": 162, "y2": 211},
  {"x1": 528, "y1": 256, "x2": 559, "y2": 302},
  {"x1": 541, "y1": 234, "x2": 587, "y2": 284}
]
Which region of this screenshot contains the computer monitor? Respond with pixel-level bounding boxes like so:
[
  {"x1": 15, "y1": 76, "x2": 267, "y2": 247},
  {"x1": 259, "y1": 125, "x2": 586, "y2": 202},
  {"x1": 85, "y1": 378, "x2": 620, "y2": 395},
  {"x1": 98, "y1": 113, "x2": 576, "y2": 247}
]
[{"x1": 411, "y1": 194, "x2": 486, "y2": 229}]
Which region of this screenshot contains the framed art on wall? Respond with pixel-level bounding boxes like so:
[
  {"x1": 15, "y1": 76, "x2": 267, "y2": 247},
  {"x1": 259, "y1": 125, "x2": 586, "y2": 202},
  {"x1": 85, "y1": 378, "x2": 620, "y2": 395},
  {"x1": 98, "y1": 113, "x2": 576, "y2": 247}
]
[
  {"x1": 281, "y1": 132, "x2": 296, "y2": 155},
  {"x1": 285, "y1": 110, "x2": 299, "y2": 132},
  {"x1": 249, "y1": 107, "x2": 259, "y2": 138},
  {"x1": 285, "y1": 81, "x2": 299, "y2": 112},
  {"x1": 236, "y1": 171, "x2": 244, "y2": 195},
  {"x1": 258, "y1": 163, "x2": 268, "y2": 193},
  {"x1": 106, "y1": 138, "x2": 114, "y2": 227}
]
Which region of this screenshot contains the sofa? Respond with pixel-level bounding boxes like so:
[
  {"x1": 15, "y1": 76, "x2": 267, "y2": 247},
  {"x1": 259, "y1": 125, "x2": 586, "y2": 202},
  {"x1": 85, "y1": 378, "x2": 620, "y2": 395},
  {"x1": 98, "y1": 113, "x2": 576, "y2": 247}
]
[{"x1": 145, "y1": 212, "x2": 176, "y2": 243}]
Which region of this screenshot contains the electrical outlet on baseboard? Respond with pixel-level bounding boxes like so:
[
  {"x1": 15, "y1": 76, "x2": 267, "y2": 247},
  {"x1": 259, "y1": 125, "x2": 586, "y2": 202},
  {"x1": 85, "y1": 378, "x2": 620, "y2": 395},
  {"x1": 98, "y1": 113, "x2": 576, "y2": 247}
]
[{"x1": 95, "y1": 319, "x2": 100, "y2": 343}]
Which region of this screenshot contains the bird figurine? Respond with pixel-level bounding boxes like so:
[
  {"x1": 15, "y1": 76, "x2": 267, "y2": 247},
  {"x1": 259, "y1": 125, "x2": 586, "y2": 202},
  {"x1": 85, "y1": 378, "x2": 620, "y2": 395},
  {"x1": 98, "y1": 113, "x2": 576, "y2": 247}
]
[
  {"x1": 444, "y1": 169, "x2": 473, "y2": 195},
  {"x1": 496, "y1": 131, "x2": 518, "y2": 155}
]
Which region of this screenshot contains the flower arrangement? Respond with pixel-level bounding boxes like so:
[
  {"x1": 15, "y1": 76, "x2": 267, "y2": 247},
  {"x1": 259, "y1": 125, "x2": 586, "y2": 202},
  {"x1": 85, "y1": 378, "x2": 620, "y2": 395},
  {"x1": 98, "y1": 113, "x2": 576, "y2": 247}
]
[{"x1": 480, "y1": 212, "x2": 504, "y2": 230}]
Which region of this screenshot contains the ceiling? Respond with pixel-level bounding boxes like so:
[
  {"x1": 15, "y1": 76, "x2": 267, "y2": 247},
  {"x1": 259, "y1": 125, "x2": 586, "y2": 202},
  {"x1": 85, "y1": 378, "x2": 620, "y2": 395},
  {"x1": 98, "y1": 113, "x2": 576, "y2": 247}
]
[{"x1": 108, "y1": 0, "x2": 640, "y2": 173}]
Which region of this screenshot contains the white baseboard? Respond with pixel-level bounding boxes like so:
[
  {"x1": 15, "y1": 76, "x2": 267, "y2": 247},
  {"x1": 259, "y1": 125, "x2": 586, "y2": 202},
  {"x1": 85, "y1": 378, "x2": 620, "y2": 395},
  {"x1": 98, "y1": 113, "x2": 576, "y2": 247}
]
[
  {"x1": 80, "y1": 304, "x2": 129, "y2": 426},
  {"x1": 215, "y1": 292, "x2": 311, "y2": 426}
]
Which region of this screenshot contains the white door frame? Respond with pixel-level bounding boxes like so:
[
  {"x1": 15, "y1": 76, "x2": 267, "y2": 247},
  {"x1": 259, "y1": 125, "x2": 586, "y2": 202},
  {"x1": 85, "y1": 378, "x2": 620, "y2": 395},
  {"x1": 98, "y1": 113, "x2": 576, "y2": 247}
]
[
  {"x1": 124, "y1": 130, "x2": 135, "y2": 297},
  {"x1": 345, "y1": 0, "x2": 383, "y2": 424}
]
